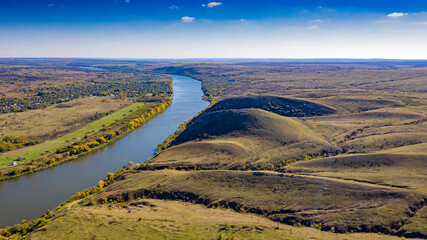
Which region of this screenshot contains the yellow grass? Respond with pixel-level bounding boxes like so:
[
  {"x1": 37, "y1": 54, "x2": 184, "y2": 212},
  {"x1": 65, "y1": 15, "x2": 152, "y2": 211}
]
[{"x1": 19, "y1": 199, "x2": 409, "y2": 240}]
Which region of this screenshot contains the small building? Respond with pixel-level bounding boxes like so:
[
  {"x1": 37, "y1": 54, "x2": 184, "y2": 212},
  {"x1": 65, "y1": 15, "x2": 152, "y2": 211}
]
[
  {"x1": 9, "y1": 161, "x2": 17, "y2": 166},
  {"x1": 17, "y1": 156, "x2": 24, "y2": 161}
]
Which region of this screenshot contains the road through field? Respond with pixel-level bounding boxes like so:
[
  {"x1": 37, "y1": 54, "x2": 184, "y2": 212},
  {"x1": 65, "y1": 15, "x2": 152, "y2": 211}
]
[{"x1": 0, "y1": 74, "x2": 209, "y2": 227}]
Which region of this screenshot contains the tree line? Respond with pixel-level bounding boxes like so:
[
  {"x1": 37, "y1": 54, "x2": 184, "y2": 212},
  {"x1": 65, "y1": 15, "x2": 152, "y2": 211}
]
[{"x1": 0, "y1": 135, "x2": 42, "y2": 153}]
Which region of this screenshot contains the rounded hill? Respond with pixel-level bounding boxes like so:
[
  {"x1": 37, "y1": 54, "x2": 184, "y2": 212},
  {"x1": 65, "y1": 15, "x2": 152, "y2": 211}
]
[{"x1": 205, "y1": 95, "x2": 336, "y2": 117}]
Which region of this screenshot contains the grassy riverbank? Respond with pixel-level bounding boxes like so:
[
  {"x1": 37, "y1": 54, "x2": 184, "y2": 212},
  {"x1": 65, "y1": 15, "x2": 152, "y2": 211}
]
[
  {"x1": 0, "y1": 98, "x2": 171, "y2": 181},
  {"x1": 0, "y1": 102, "x2": 145, "y2": 167}
]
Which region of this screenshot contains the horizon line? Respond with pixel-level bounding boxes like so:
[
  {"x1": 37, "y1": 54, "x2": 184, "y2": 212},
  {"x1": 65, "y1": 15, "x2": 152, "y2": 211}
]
[{"x1": 1, "y1": 57, "x2": 427, "y2": 62}]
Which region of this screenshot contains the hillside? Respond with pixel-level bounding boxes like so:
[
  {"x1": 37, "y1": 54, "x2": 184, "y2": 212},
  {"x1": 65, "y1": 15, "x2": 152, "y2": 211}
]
[
  {"x1": 147, "y1": 99, "x2": 338, "y2": 170},
  {"x1": 96, "y1": 169, "x2": 424, "y2": 236},
  {"x1": 136, "y1": 96, "x2": 426, "y2": 238},
  {"x1": 285, "y1": 143, "x2": 427, "y2": 195},
  {"x1": 12, "y1": 198, "x2": 413, "y2": 240},
  {"x1": 283, "y1": 144, "x2": 427, "y2": 237}
]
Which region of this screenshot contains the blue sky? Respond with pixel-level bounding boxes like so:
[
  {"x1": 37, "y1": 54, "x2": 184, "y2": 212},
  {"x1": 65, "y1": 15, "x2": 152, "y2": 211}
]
[{"x1": 0, "y1": 0, "x2": 426, "y2": 58}]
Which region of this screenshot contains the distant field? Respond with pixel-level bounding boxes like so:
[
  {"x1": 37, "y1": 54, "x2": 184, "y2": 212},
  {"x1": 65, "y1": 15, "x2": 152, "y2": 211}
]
[
  {"x1": 136, "y1": 62, "x2": 427, "y2": 102},
  {"x1": 0, "y1": 101, "x2": 145, "y2": 167},
  {"x1": 0, "y1": 96, "x2": 132, "y2": 140}
]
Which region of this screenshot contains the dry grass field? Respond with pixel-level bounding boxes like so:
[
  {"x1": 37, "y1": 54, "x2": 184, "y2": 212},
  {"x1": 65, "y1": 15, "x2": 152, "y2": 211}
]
[
  {"x1": 285, "y1": 143, "x2": 427, "y2": 194},
  {"x1": 0, "y1": 99, "x2": 144, "y2": 167},
  {"x1": 97, "y1": 169, "x2": 423, "y2": 233},
  {"x1": 12, "y1": 199, "x2": 413, "y2": 240},
  {"x1": 0, "y1": 96, "x2": 132, "y2": 140}
]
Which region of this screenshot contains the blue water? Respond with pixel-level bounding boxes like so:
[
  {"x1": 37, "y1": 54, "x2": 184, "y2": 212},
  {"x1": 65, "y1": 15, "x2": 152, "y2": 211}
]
[
  {"x1": 76, "y1": 66, "x2": 108, "y2": 71},
  {"x1": 0, "y1": 74, "x2": 209, "y2": 227}
]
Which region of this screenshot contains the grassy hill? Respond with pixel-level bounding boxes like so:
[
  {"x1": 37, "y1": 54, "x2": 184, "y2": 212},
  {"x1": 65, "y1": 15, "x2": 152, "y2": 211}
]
[
  {"x1": 307, "y1": 108, "x2": 427, "y2": 153},
  {"x1": 283, "y1": 144, "x2": 427, "y2": 237},
  {"x1": 147, "y1": 107, "x2": 338, "y2": 170},
  {"x1": 135, "y1": 96, "x2": 426, "y2": 238},
  {"x1": 285, "y1": 143, "x2": 427, "y2": 194}
]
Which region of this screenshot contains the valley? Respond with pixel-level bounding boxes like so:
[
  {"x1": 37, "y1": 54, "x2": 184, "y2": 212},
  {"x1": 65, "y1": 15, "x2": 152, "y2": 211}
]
[{"x1": 1, "y1": 60, "x2": 427, "y2": 239}]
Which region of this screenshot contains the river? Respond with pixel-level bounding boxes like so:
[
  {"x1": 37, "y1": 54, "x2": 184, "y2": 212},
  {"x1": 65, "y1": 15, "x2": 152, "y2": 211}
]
[{"x1": 0, "y1": 74, "x2": 209, "y2": 227}]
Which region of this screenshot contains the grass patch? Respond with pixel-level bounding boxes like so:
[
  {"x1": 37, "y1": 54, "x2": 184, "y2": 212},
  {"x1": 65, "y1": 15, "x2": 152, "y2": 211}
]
[
  {"x1": 0, "y1": 102, "x2": 145, "y2": 167},
  {"x1": 0, "y1": 96, "x2": 132, "y2": 140},
  {"x1": 284, "y1": 145, "x2": 427, "y2": 195}
]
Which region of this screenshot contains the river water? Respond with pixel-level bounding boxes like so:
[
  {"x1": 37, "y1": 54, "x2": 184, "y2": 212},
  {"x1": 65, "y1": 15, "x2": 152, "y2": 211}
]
[{"x1": 0, "y1": 74, "x2": 209, "y2": 227}]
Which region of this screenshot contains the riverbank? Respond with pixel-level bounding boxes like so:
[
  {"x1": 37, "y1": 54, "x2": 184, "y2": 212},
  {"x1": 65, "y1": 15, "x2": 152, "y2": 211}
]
[
  {"x1": 0, "y1": 98, "x2": 171, "y2": 182},
  {"x1": 0, "y1": 100, "x2": 146, "y2": 167}
]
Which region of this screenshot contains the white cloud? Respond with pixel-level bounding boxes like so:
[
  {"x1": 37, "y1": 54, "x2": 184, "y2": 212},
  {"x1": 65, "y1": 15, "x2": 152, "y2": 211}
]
[
  {"x1": 387, "y1": 12, "x2": 408, "y2": 17},
  {"x1": 169, "y1": 5, "x2": 179, "y2": 10},
  {"x1": 240, "y1": 19, "x2": 247, "y2": 23},
  {"x1": 203, "y1": 2, "x2": 222, "y2": 8},
  {"x1": 124, "y1": 0, "x2": 130, "y2": 3},
  {"x1": 181, "y1": 16, "x2": 195, "y2": 23}
]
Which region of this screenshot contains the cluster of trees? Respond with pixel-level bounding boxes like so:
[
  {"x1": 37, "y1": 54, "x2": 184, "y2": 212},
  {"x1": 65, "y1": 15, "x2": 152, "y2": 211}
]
[
  {"x1": 0, "y1": 217, "x2": 51, "y2": 239},
  {"x1": 125, "y1": 104, "x2": 168, "y2": 130},
  {"x1": 0, "y1": 66, "x2": 173, "y2": 113},
  {"x1": 0, "y1": 135, "x2": 42, "y2": 153},
  {"x1": 57, "y1": 136, "x2": 109, "y2": 156},
  {"x1": 0, "y1": 81, "x2": 171, "y2": 113},
  {"x1": 72, "y1": 180, "x2": 105, "y2": 200}
]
